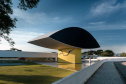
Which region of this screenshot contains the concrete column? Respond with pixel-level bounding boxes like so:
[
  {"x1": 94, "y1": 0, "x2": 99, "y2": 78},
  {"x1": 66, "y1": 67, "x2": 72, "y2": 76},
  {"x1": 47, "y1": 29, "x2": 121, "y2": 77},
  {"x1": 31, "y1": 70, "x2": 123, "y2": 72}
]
[
  {"x1": 89, "y1": 56, "x2": 91, "y2": 65},
  {"x1": 55, "y1": 57, "x2": 57, "y2": 62}
]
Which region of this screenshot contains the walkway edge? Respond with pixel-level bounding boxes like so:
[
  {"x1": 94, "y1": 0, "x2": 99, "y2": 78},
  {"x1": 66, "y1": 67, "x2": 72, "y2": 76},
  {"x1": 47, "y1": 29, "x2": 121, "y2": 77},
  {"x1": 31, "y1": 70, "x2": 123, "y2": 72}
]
[
  {"x1": 52, "y1": 60, "x2": 105, "y2": 84},
  {"x1": 114, "y1": 62, "x2": 126, "y2": 84}
]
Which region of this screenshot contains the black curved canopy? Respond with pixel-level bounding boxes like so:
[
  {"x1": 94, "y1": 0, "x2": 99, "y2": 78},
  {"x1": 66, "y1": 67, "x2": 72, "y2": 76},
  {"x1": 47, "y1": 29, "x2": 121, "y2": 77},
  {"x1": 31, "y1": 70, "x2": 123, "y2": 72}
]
[{"x1": 28, "y1": 27, "x2": 100, "y2": 49}]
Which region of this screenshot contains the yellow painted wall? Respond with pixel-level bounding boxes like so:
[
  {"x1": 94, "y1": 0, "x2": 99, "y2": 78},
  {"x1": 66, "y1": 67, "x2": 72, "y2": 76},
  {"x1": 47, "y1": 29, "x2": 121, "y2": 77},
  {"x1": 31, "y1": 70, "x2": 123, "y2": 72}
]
[
  {"x1": 75, "y1": 48, "x2": 81, "y2": 63},
  {"x1": 58, "y1": 48, "x2": 81, "y2": 63},
  {"x1": 58, "y1": 63, "x2": 82, "y2": 71}
]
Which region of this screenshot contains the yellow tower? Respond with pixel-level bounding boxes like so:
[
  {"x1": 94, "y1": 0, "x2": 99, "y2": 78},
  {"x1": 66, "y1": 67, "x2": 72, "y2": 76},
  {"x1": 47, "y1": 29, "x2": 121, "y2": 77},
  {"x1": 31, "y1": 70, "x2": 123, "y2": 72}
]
[{"x1": 58, "y1": 48, "x2": 81, "y2": 63}]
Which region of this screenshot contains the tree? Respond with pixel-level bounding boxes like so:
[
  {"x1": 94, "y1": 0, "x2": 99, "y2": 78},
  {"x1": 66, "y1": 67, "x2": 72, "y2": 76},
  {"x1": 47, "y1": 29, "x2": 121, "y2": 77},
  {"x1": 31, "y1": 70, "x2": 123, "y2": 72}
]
[
  {"x1": 0, "y1": 0, "x2": 40, "y2": 47},
  {"x1": 81, "y1": 51, "x2": 88, "y2": 54},
  {"x1": 0, "y1": 33, "x2": 15, "y2": 47},
  {"x1": 0, "y1": 0, "x2": 17, "y2": 35},
  {"x1": 101, "y1": 50, "x2": 114, "y2": 57},
  {"x1": 120, "y1": 52, "x2": 126, "y2": 57},
  {"x1": 87, "y1": 50, "x2": 97, "y2": 55},
  {"x1": 82, "y1": 50, "x2": 97, "y2": 55},
  {"x1": 10, "y1": 48, "x2": 22, "y2": 51},
  {"x1": 18, "y1": 0, "x2": 40, "y2": 10},
  {"x1": 97, "y1": 49, "x2": 103, "y2": 55}
]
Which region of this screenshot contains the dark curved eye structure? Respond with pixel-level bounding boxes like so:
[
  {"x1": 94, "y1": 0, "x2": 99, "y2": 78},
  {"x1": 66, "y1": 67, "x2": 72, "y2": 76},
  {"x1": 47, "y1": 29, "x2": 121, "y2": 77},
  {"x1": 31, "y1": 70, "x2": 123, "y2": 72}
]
[{"x1": 28, "y1": 27, "x2": 100, "y2": 49}]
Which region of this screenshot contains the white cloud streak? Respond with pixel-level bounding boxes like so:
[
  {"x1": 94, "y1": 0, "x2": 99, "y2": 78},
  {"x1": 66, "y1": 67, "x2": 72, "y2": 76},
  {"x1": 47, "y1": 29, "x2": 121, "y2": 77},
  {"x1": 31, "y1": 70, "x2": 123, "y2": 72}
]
[
  {"x1": 13, "y1": 9, "x2": 47, "y2": 24},
  {"x1": 89, "y1": 21, "x2": 104, "y2": 25},
  {"x1": 13, "y1": 8, "x2": 73, "y2": 25},
  {"x1": 84, "y1": 24, "x2": 126, "y2": 31},
  {"x1": 10, "y1": 30, "x2": 43, "y2": 43},
  {"x1": 90, "y1": 0, "x2": 126, "y2": 16}
]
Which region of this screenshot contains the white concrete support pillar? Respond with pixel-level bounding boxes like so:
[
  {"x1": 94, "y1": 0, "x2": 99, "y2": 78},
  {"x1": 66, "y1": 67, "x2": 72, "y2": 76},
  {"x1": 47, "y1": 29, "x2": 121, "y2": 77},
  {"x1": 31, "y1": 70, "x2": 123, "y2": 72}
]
[{"x1": 55, "y1": 57, "x2": 57, "y2": 62}]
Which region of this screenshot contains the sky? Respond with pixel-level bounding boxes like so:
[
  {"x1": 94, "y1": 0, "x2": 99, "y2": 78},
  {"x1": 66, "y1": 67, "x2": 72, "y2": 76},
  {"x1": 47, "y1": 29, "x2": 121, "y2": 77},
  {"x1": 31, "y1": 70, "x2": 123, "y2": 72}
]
[{"x1": 0, "y1": 0, "x2": 126, "y2": 53}]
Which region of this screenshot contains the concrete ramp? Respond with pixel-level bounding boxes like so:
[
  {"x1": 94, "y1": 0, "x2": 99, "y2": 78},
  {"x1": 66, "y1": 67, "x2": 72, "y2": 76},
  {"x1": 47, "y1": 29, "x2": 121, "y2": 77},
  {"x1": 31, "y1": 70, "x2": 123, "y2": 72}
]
[
  {"x1": 115, "y1": 62, "x2": 126, "y2": 83},
  {"x1": 85, "y1": 62, "x2": 124, "y2": 84}
]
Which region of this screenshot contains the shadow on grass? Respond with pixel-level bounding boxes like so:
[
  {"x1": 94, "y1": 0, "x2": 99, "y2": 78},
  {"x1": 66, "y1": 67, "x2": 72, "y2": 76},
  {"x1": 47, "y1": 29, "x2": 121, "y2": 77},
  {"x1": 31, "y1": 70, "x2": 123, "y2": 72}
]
[
  {"x1": 10, "y1": 61, "x2": 38, "y2": 65},
  {"x1": 0, "y1": 62, "x2": 38, "y2": 66},
  {"x1": 0, "y1": 74, "x2": 61, "y2": 84}
]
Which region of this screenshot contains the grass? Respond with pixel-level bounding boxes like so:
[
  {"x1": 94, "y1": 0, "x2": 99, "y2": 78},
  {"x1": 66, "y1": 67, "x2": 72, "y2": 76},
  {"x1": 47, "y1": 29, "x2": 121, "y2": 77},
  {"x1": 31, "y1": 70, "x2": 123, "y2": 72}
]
[{"x1": 0, "y1": 62, "x2": 75, "y2": 84}]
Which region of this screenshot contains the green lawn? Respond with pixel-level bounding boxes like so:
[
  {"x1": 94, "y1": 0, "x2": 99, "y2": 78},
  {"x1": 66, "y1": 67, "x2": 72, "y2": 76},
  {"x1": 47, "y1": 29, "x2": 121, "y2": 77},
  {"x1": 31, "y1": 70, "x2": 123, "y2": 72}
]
[{"x1": 0, "y1": 62, "x2": 74, "y2": 84}]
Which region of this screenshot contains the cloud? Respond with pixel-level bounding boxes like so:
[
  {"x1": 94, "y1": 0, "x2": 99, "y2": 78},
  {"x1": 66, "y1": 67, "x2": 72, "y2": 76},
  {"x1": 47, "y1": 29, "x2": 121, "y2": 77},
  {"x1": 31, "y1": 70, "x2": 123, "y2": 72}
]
[
  {"x1": 90, "y1": 0, "x2": 126, "y2": 16},
  {"x1": 13, "y1": 8, "x2": 73, "y2": 25},
  {"x1": 84, "y1": 0, "x2": 126, "y2": 31},
  {"x1": 89, "y1": 21, "x2": 104, "y2": 25},
  {"x1": 13, "y1": 9, "x2": 47, "y2": 24},
  {"x1": 84, "y1": 24, "x2": 126, "y2": 31},
  {"x1": 10, "y1": 30, "x2": 44, "y2": 43}
]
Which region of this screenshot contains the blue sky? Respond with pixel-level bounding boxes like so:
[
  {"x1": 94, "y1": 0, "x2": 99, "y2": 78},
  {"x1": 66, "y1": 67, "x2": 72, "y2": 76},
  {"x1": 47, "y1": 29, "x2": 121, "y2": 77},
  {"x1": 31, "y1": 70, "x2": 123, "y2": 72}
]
[{"x1": 0, "y1": 0, "x2": 126, "y2": 53}]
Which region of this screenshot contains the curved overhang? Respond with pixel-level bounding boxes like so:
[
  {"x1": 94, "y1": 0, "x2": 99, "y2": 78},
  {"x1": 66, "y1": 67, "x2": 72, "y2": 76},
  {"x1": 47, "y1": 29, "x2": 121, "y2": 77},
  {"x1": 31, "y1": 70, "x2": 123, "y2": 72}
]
[
  {"x1": 28, "y1": 27, "x2": 100, "y2": 49},
  {"x1": 28, "y1": 37, "x2": 78, "y2": 49}
]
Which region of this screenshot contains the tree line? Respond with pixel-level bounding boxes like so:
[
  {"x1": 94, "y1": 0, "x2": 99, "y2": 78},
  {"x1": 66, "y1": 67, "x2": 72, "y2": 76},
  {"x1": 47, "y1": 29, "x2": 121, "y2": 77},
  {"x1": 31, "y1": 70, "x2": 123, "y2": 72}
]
[
  {"x1": 120, "y1": 52, "x2": 126, "y2": 57},
  {"x1": 82, "y1": 49, "x2": 115, "y2": 57}
]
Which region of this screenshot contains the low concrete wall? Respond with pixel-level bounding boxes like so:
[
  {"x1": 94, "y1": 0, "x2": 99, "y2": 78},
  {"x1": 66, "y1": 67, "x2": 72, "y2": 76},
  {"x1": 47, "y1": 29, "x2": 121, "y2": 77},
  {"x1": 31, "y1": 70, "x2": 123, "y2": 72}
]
[
  {"x1": 0, "y1": 51, "x2": 57, "y2": 58},
  {"x1": 52, "y1": 57, "x2": 126, "y2": 84},
  {"x1": 82, "y1": 59, "x2": 98, "y2": 62},
  {"x1": 97, "y1": 57, "x2": 126, "y2": 61},
  {"x1": 52, "y1": 60, "x2": 105, "y2": 84}
]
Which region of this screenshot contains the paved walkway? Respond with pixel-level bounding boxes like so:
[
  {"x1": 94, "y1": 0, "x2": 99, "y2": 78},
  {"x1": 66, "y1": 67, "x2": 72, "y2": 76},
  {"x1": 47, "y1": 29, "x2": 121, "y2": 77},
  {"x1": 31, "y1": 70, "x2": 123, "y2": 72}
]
[
  {"x1": 115, "y1": 62, "x2": 126, "y2": 83},
  {"x1": 85, "y1": 62, "x2": 124, "y2": 84}
]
